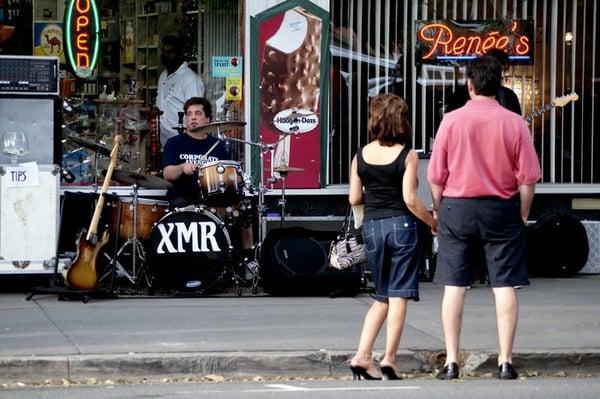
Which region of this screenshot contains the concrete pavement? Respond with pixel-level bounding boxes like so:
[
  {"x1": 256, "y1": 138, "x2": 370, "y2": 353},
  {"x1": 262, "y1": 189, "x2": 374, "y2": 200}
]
[{"x1": 1, "y1": 276, "x2": 599, "y2": 383}]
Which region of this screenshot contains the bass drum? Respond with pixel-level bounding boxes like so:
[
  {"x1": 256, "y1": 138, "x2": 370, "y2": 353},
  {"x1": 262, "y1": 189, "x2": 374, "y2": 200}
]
[{"x1": 146, "y1": 208, "x2": 232, "y2": 293}]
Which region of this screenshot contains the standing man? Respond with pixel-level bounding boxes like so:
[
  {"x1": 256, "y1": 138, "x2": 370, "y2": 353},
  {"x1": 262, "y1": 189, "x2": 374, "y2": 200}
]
[
  {"x1": 427, "y1": 55, "x2": 540, "y2": 380},
  {"x1": 445, "y1": 48, "x2": 521, "y2": 115},
  {"x1": 156, "y1": 35, "x2": 205, "y2": 148}
]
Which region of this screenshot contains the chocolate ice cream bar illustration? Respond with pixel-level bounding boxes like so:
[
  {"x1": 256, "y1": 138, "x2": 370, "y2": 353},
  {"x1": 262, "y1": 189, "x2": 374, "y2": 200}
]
[{"x1": 260, "y1": 8, "x2": 322, "y2": 125}]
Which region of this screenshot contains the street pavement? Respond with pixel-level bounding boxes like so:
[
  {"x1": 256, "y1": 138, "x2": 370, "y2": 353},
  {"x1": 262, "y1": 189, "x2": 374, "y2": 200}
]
[{"x1": 0, "y1": 275, "x2": 599, "y2": 383}]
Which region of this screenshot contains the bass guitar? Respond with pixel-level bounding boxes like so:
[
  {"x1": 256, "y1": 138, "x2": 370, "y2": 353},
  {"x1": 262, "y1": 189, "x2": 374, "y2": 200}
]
[
  {"x1": 524, "y1": 93, "x2": 579, "y2": 123},
  {"x1": 65, "y1": 134, "x2": 121, "y2": 290}
]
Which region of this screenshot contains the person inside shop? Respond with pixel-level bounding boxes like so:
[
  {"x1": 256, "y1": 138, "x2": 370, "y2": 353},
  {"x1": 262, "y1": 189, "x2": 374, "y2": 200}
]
[
  {"x1": 444, "y1": 48, "x2": 521, "y2": 115},
  {"x1": 156, "y1": 35, "x2": 205, "y2": 148},
  {"x1": 348, "y1": 93, "x2": 437, "y2": 380},
  {"x1": 427, "y1": 55, "x2": 540, "y2": 381},
  {"x1": 162, "y1": 96, "x2": 256, "y2": 275}
]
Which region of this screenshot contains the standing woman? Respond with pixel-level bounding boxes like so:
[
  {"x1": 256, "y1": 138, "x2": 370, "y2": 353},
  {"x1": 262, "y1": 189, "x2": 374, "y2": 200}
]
[{"x1": 349, "y1": 93, "x2": 436, "y2": 380}]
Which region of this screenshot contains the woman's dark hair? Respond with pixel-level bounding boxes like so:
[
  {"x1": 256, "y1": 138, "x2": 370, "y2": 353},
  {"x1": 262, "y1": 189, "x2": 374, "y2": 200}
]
[
  {"x1": 367, "y1": 93, "x2": 411, "y2": 146},
  {"x1": 183, "y1": 97, "x2": 213, "y2": 120},
  {"x1": 466, "y1": 55, "x2": 502, "y2": 96}
]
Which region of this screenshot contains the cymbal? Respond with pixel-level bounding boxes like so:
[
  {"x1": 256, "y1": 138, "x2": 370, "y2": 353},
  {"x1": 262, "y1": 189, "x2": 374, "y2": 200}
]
[
  {"x1": 105, "y1": 169, "x2": 173, "y2": 189},
  {"x1": 189, "y1": 120, "x2": 246, "y2": 134},
  {"x1": 67, "y1": 136, "x2": 132, "y2": 164},
  {"x1": 286, "y1": 111, "x2": 318, "y2": 119},
  {"x1": 273, "y1": 165, "x2": 305, "y2": 173}
]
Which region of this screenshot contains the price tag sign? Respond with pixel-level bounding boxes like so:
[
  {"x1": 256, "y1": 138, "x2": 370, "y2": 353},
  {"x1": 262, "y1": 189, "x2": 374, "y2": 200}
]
[{"x1": 2, "y1": 162, "x2": 40, "y2": 188}]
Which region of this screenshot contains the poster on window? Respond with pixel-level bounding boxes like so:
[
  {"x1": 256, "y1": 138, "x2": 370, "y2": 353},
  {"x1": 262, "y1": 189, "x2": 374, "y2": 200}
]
[
  {"x1": 34, "y1": 22, "x2": 65, "y2": 63},
  {"x1": 255, "y1": 5, "x2": 327, "y2": 189}
]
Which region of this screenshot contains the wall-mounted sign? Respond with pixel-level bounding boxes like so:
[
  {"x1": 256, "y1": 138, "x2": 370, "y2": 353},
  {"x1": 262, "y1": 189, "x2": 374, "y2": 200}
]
[
  {"x1": 416, "y1": 20, "x2": 534, "y2": 65},
  {"x1": 212, "y1": 56, "x2": 243, "y2": 78},
  {"x1": 64, "y1": 0, "x2": 100, "y2": 79},
  {"x1": 225, "y1": 77, "x2": 242, "y2": 101}
]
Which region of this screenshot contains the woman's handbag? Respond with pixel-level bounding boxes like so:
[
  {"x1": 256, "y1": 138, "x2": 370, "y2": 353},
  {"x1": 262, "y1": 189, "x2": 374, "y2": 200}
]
[{"x1": 329, "y1": 206, "x2": 366, "y2": 270}]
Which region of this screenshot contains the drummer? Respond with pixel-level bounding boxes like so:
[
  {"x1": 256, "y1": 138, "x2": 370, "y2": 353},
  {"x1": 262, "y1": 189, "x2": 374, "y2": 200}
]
[
  {"x1": 162, "y1": 96, "x2": 229, "y2": 208},
  {"x1": 162, "y1": 96, "x2": 256, "y2": 264}
]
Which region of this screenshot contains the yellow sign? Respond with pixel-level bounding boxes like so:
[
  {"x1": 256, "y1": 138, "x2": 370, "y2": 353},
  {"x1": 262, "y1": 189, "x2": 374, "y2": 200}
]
[{"x1": 225, "y1": 77, "x2": 242, "y2": 101}]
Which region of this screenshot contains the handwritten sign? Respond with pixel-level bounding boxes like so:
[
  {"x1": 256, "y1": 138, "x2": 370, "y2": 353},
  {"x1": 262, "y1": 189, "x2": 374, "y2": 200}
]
[{"x1": 2, "y1": 162, "x2": 40, "y2": 188}]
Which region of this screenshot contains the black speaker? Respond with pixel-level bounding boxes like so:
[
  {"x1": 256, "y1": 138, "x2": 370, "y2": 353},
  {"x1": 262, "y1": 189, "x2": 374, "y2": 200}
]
[
  {"x1": 260, "y1": 227, "x2": 362, "y2": 296},
  {"x1": 527, "y1": 213, "x2": 589, "y2": 277}
]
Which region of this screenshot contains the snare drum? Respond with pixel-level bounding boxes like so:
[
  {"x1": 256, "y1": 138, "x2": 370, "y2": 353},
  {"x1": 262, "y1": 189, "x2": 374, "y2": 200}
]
[
  {"x1": 145, "y1": 208, "x2": 232, "y2": 292},
  {"x1": 198, "y1": 160, "x2": 243, "y2": 207},
  {"x1": 110, "y1": 198, "x2": 169, "y2": 241}
]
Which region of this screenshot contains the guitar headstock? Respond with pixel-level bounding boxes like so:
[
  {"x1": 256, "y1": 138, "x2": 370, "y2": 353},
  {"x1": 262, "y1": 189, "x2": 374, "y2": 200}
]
[{"x1": 552, "y1": 93, "x2": 579, "y2": 108}]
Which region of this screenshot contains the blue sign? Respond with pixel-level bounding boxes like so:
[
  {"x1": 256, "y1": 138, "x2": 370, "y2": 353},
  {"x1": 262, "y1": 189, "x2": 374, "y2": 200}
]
[{"x1": 211, "y1": 56, "x2": 243, "y2": 78}]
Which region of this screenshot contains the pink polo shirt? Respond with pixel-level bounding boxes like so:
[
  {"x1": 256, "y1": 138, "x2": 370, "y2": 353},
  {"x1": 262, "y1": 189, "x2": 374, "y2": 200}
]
[{"x1": 428, "y1": 98, "x2": 541, "y2": 199}]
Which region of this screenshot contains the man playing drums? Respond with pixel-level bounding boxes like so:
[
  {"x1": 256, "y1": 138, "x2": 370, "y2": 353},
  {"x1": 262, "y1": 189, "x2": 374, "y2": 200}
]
[
  {"x1": 162, "y1": 97, "x2": 228, "y2": 208},
  {"x1": 162, "y1": 97, "x2": 256, "y2": 277}
]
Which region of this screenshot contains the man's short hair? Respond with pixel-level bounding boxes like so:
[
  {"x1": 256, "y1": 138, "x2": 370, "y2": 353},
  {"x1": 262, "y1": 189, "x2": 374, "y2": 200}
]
[
  {"x1": 183, "y1": 97, "x2": 213, "y2": 120},
  {"x1": 487, "y1": 48, "x2": 510, "y2": 70},
  {"x1": 466, "y1": 55, "x2": 502, "y2": 97},
  {"x1": 161, "y1": 35, "x2": 183, "y2": 55}
]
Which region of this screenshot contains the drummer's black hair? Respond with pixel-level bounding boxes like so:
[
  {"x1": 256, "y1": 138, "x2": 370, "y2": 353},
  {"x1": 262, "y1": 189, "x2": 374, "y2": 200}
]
[{"x1": 183, "y1": 97, "x2": 213, "y2": 120}]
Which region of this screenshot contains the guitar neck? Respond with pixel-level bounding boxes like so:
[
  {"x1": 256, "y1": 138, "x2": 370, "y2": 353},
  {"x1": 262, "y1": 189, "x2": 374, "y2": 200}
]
[
  {"x1": 524, "y1": 102, "x2": 555, "y2": 122},
  {"x1": 86, "y1": 160, "x2": 116, "y2": 241}
]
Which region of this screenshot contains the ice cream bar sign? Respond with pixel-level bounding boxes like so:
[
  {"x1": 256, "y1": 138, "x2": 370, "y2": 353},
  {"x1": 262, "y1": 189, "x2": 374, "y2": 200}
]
[{"x1": 212, "y1": 56, "x2": 243, "y2": 78}]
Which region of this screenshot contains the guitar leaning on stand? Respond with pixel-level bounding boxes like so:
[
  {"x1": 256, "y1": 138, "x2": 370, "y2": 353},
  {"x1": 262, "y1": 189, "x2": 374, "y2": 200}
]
[{"x1": 64, "y1": 135, "x2": 121, "y2": 290}]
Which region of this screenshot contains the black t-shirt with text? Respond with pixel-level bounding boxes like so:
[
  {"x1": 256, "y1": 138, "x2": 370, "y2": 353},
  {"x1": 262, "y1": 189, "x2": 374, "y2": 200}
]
[{"x1": 162, "y1": 133, "x2": 229, "y2": 200}]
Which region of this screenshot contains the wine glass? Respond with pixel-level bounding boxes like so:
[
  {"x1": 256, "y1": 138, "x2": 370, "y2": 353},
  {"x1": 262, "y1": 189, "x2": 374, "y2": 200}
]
[{"x1": 2, "y1": 131, "x2": 29, "y2": 164}]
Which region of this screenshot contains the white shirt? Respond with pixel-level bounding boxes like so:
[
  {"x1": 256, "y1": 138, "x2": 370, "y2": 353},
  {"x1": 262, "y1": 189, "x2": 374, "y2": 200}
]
[{"x1": 156, "y1": 62, "x2": 205, "y2": 146}]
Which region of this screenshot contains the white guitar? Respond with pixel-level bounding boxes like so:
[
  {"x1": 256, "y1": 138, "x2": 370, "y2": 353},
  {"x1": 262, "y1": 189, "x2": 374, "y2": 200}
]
[{"x1": 524, "y1": 93, "x2": 579, "y2": 123}]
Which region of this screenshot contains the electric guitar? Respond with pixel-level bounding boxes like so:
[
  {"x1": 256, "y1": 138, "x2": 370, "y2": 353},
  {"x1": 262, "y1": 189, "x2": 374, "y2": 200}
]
[
  {"x1": 524, "y1": 93, "x2": 579, "y2": 123},
  {"x1": 65, "y1": 134, "x2": 121, "y2": 290}
]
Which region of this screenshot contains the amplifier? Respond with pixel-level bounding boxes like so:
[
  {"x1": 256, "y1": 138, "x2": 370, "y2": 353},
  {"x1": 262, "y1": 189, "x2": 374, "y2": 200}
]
[
  {"x1": 0, "y1": 55, "x2": 59, "y2": 96},
  {"x1": 581, "y1": 221, "x2": 600, "y2": 274}
]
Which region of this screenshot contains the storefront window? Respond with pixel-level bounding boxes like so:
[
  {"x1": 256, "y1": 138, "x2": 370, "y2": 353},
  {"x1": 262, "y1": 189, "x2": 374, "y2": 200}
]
[{"x1": 329, "y1": 0, "x2": 600, "y2": 185}]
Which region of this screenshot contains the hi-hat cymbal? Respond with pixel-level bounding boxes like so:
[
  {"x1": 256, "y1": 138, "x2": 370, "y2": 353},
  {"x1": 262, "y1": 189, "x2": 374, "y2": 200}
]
[
  {"x1": 189, "y1": 120, "x2": 246, "y2": 134},
  {"x1": 105, "y1": 169, "x2": 173, "y2": 189},
  {"x1": 273, "y1": 165, "x2": 305, "y2": 173},
  {"x1": 67, "y1": 136, "x2": 132, "y2": 164}
]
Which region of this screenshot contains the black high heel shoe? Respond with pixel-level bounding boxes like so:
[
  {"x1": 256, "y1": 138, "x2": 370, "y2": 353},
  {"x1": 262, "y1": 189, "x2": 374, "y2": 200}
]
[
  {"x1": 350, "y1": 365, "x2": 382, "y2": 380},
  {"x1": 380, "y1": 365, "x2": 402, "y2": 380}
]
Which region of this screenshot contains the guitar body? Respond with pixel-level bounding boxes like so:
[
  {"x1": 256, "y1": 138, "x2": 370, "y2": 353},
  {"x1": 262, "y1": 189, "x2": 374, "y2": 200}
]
[
  {"x1": 65, "y1": 229, "x2": 110, "y2": 290},
  {"x1": 63, "y1": 132, "x2": 122, "y2": 291}
]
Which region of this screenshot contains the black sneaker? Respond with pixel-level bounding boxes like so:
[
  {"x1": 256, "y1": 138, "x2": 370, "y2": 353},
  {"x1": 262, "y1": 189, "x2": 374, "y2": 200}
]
[
  {"x1": 498, "y1": 362, "x2": 518, "y2": 379},
  {"x1": 435, "y1": 362, "x2": 459, "y2": 380}
]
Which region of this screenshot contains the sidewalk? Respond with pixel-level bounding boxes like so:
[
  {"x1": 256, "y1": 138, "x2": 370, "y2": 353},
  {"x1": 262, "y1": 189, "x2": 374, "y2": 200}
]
[{"x1": 1, "y1": 276, "x2": 599, "y2": 383}]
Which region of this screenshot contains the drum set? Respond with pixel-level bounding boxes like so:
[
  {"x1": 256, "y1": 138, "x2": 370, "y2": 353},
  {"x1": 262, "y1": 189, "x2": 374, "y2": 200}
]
[{"x1": 66, "y1": 118, "x2": 306, "y2": 296}]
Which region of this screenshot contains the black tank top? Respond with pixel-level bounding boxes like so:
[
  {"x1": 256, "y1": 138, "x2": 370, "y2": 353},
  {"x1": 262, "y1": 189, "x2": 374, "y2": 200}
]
[{"x1": 357, "y1": 145, "x2": 411, "y2": 221}]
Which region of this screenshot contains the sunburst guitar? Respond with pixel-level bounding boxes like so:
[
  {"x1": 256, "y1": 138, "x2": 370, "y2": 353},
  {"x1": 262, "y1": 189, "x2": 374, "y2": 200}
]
[{"x1": 65, "y1": 135, "x2": 121, "y2": 290}]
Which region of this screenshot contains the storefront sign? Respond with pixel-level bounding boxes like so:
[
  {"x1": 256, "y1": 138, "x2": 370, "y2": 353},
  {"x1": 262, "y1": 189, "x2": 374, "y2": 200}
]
[
  {"x1": 225, "y1": 77, "x2": 242, "y2": 101},
  {"x1": 212, "y1": 56, "x2": 243, "y2": 78},
  {"x1": 64, "y1": 0, "x2": 100, "y2": 79},
  {"x1": 416, "y1": 20, "x2": 533, "y2": 64},
  {"x1": 253, "y1": 2, "x2": 329, "y2": 189}
]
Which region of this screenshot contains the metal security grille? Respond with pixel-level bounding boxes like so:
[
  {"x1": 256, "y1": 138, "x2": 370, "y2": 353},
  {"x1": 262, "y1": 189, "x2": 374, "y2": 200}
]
[{"x1": 329, "y1": 0, "x2": 600, "y2": 186}]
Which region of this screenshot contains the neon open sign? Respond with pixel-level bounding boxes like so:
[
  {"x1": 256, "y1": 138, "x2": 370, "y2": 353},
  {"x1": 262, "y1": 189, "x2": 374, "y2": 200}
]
[
  {"x1": 416, "y1": 20, "x2": 534, "y2": 65},
  {"x1": 64, "y1": 0, "x2": 100, "y2": 78}
]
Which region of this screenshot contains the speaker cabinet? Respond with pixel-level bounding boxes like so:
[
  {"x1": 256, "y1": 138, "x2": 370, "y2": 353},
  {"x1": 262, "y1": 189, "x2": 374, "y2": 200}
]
[{"x1": 260, "y1": 227, "x2": 362, "y2": 296}]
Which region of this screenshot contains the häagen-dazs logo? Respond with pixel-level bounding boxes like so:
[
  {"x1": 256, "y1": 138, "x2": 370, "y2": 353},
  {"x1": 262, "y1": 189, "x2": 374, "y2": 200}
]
[{"x1": 272, "y1": 108, "x2": 319, "y2": 134}]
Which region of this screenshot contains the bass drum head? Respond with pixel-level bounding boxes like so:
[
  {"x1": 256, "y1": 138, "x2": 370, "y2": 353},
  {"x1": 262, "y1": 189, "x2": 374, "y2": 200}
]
[{"x1": 146, "y1": 209, "x2": 231, "y2": 293}]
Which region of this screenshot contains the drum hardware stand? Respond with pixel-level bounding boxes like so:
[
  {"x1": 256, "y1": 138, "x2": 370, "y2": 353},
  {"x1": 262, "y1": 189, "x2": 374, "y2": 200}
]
[{"x1": 100, "y1": 179, "x2": 151, "y2": 289}]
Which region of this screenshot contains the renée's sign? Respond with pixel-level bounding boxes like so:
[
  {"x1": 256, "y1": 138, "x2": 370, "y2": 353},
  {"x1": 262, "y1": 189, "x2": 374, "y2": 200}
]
[
  {"x1": 416, "y1": 20, "x2": 534, "y2": 65},
  {"x1": 64, "y1": 0, "x2": 100, "y2": 78}
]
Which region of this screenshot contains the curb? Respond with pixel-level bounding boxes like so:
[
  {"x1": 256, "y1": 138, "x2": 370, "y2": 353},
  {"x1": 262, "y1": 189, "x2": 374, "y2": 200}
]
[{"x1": 2, "y1": 350, "x2": 600, "y2": 383}]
